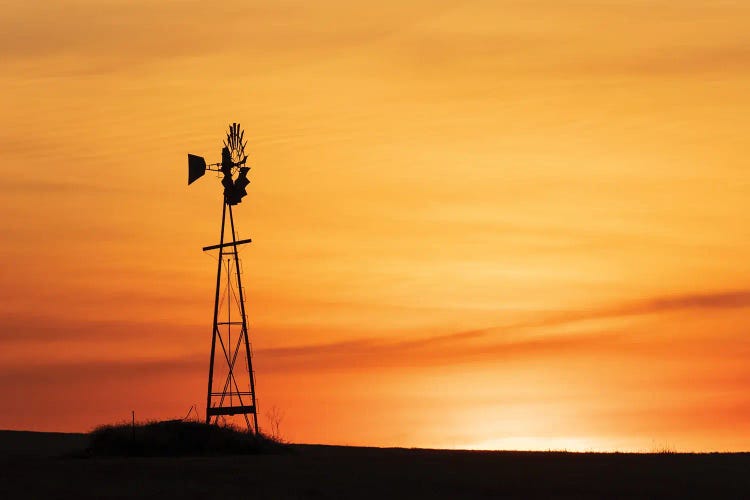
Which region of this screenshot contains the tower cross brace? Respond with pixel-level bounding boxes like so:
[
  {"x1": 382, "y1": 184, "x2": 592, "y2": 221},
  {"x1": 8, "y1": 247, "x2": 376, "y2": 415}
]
[{"x1": 204, "y1": 199, "x2": 259, "y2": 432}]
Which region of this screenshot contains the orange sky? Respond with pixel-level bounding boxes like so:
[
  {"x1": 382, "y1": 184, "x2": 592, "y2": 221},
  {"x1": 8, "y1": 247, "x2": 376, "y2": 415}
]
[{"x1": 1, "y1": 0, "x2": 750, "y2": 451}]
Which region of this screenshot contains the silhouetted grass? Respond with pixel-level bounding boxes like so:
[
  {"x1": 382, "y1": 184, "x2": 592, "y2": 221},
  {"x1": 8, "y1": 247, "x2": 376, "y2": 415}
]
[{"x1": 88, "y1": 420, "x2": 285, "y2": 457}]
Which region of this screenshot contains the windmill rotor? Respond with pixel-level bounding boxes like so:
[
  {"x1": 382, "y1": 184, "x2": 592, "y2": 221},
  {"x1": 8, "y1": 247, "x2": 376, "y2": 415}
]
[{"x1": 223, "y1": 122, "x2": 248, "y2": 171}]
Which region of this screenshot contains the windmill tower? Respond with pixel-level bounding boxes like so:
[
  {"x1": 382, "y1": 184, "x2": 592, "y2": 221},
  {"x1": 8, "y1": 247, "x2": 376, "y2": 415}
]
[{"x1": 187, "y1": 123, "x2": 259, "y2": 433}]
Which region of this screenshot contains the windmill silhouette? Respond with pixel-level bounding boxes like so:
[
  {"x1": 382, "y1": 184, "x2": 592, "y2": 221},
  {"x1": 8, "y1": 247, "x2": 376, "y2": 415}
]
[{"x1": 187, "y1": 123, "x2": 259, "y2": 432}]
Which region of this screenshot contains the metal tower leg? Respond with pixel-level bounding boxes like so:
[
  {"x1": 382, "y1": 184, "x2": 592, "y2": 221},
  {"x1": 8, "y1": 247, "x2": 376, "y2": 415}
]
[{"x1": 206, "y1": 201, "x2": 227, "y2": 424}]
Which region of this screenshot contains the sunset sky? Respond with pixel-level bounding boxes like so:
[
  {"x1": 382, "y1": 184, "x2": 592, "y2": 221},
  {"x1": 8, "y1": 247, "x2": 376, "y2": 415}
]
[{"x1": 2, "y1": 0, "x2": 750, "y2": 452}]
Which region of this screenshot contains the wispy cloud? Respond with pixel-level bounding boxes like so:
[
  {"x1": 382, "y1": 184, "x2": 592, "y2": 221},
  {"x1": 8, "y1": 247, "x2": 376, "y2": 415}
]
[
  {"x1": 254, "y1": 288, "x2": 750, "y2": 371},
  {"x1": 0, "y1": 178, "x2": 125, "y2": 196},
  {"x1": 0, "y1": 356, "x2": 203, "y2": 386},
  {"x1": 3, "y1": 288, "x2": 749, "y2": 363},
  {"x1": 0, "y1": 316, "x2": 203, "y2": 343},
  {"x1": 579, "y1": 44, "x2": 750, "y2": 78},
  {"x1": 550, "y1": 289, "x2": 750, "y2": 327}
]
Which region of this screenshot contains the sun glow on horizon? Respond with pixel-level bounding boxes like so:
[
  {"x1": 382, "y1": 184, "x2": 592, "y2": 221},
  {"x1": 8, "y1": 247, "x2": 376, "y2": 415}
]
[{"x1": 454, "y1": 437, "x2": 612, "y2": 454}]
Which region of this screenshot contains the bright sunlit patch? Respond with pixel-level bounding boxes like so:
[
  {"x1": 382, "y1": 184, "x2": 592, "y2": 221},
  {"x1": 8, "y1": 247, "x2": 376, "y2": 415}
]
[{"x1": 455, "y1": 436, "x2": 610, "y2": 453}]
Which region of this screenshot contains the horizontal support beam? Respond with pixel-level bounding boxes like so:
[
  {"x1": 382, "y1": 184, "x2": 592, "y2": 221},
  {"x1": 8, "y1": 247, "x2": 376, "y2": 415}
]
[
  {"x1": 207, "y1": 405, "x2": 256, "y2": 417},
  {"x1": 202, "y1": 238, "x2": 252, "y2": 252}
]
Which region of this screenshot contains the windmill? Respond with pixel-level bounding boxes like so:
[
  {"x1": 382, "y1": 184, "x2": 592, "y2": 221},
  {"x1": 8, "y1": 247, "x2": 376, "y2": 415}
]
[{"x1": 188, "y1": 123, "x2": 259, "y2": 432}]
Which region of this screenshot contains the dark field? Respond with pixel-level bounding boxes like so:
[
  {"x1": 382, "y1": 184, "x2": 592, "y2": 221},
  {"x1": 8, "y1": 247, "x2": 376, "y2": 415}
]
[{"x1": 1, "y1": 430, "x2": 749, "y2": 499}]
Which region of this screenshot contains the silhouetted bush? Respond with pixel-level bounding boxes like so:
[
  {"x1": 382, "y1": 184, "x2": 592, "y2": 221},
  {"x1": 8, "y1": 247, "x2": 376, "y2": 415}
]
[{"x1": 88, "y1": 420, "x2": 285, "y2": 457}]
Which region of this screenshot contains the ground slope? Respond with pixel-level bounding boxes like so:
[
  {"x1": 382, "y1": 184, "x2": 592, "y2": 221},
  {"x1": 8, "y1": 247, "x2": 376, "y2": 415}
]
[{"x1": 1, "y1": 431, "x2": 748, "y2": 498}]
